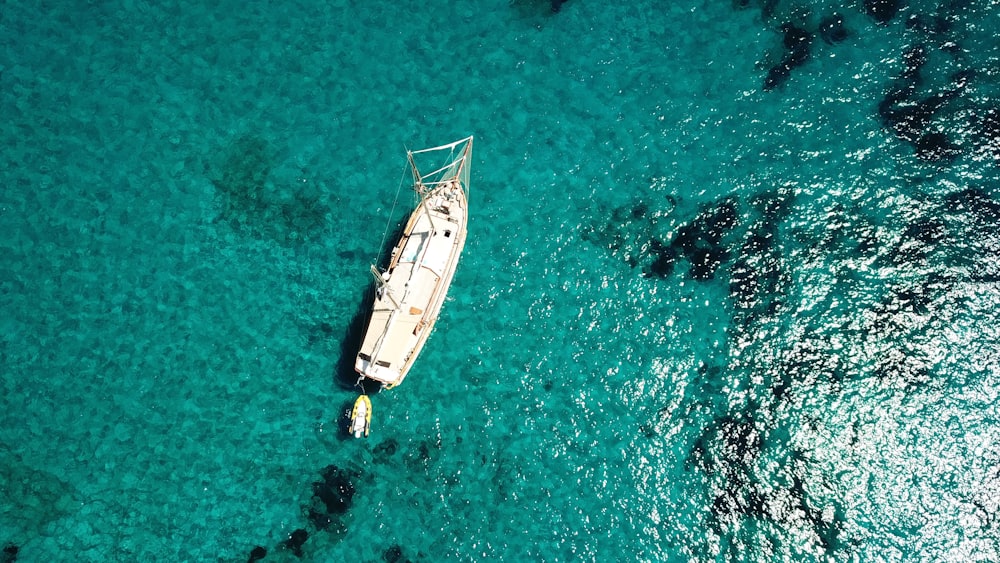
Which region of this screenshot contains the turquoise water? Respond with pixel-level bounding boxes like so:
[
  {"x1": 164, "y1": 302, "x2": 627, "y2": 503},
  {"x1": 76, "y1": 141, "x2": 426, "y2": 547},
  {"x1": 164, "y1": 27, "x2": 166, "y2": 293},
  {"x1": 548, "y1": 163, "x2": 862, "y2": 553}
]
[{"x1": 2, "y1": 0, "x2": 1000, "y2": 560}]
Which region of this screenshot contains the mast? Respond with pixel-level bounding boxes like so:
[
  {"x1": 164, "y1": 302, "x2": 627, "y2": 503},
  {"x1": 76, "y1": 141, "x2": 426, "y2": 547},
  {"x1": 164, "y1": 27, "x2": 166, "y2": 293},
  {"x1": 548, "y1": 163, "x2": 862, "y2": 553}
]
[
  {"x1": 370, "y1": 264, "x2": 399, "y2": 309},
  {"x1": 409, "y1": 150, "x2": 438, "y2": 232}
]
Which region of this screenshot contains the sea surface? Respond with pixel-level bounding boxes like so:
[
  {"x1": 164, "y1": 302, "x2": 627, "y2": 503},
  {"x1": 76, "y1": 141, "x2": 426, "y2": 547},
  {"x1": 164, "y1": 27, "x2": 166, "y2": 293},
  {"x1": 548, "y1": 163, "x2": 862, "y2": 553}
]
[{"x1": 2, "y1": 0, "x2": 1000, "y2": 561}]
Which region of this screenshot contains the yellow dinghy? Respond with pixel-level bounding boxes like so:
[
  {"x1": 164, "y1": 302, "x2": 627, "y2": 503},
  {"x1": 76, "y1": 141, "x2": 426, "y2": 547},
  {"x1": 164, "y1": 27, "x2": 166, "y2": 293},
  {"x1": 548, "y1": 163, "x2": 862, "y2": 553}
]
[{"x1": 349, "y1": 395, "x2": 372, "y2": 438}]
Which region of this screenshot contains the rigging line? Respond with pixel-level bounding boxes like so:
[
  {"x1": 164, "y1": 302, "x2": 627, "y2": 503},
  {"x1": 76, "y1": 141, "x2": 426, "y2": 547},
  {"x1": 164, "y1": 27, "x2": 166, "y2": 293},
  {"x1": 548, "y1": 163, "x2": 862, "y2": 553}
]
[
  {"x1": 408, "y1": 135, "x2": 472, "y2": 155},
  {"x1": 374, "y1": 158, "x2": 412, "y2": 267}
]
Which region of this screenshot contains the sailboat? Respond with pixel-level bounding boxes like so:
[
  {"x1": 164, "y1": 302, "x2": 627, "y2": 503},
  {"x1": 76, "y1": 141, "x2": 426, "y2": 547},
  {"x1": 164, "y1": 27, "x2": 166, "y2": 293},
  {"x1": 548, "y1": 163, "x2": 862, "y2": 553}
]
[{"x1": 354, "y1": 136, "x2": 473, "y2": 389}]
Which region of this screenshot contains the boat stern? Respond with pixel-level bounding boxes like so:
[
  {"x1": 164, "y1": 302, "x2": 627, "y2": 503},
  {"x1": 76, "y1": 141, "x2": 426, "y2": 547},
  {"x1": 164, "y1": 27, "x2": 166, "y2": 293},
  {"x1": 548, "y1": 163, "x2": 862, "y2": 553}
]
[{"x1": 354, "y1": 353, "x2": 403, "y2": 387}]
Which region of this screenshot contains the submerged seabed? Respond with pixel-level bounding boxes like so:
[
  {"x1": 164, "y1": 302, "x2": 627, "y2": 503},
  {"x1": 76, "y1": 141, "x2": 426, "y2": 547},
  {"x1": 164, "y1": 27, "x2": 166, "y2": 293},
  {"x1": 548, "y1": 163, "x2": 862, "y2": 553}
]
[{"x1": 2, "y1": 0, "x2": 1000, "y2": 561}]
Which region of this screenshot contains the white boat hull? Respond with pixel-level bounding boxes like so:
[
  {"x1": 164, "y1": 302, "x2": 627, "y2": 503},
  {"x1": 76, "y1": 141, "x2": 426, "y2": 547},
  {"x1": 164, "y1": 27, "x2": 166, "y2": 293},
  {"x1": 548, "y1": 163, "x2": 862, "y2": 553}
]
[{"x1": 354, "y1": 137, "x2": 472, "y2": 389}]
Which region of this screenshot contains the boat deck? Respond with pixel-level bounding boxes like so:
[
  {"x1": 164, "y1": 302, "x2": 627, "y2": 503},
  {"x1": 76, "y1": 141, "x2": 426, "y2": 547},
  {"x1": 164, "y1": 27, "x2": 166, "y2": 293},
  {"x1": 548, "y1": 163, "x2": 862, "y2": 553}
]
[{"x1": 356, "y1": 187, "x2": 466, "y2": 386}]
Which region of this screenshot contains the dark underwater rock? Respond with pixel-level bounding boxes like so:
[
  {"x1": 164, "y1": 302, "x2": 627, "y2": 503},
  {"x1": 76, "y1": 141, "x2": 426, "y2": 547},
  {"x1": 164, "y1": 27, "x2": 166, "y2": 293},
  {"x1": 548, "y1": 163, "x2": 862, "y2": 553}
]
[
  {"x1": 818, "y1": 13, "x2": 848, "y2": 44},
  {"x1": 728, "y1": 258, "x2": 758, "y2": 309},
  {"x1": 892, "y1": 218, "x2": 946, "y2": 263},
  {"x1": 751, "y1": 188, "x2": 795, "y2": 223},
  {"x1": 691, "y1": 413, "x2": 763, "y2": 477},
  {"x1": 743, "y1": 232, "x2": 773, "y2": 255},
  {"x1": 312, "y1": 465, "x2": 356, "y2": 516},
  {"x1": 904, "y1": 219, "x2": 946, "y2": 245},
  {"x1": 905, "y1": 13, "x2": 951, "y2": 34},
  {"x1": 763, "y1": 24, "x2": 813, "y2": 91},
  {"x1": 550, "y1": 0, "x2": 568, "y2": 12},
  {"x1": 915, "y1": 132, "x2": 959, "y2": 161},
  {"x1": 788, "y1": 473, "x2": 841, "y2": 551},
  {"x1": 404, "y1": 439, "x2": 440, "y2": 471},
  {"x1": 713, "y1": 482, "x2": 770, "y2": 520},
  {"x1": 638, "y1": 196, "x2": 741, "y2": 281},
  {"x1": 308, "y1": 464, "x2": 360, "y2": 531},
  {"x1": 307, "y1": 507, "x2": 331, "y2": 530},
  {"x1": 373, "y1": 438, "x2": 399, "y2": 462},
  {"x1": 728, "y1": 191, "x2": 786, "y2": 312},
  {"x1": 865, "y1": 0, "x2": 904, "y2": 25},
  {"x1": 879, "y1": 97, "x2": 940, "y2": 144},
  {"x1": 671, "y1": 223, "x2": 701, "y2": 258},
  {"x1": 697, "y1": 410, "x2": 843, "y2": 555},
  {"x1": 718, "y1": 415, "x2": 762, "y2": 465},
  {"x1": 763, "y1": 64, "x2": 792, "y2": 91},
  {"x1": 644, "y1": 239, "x2": 677, "y2": 278},
  {"x1": 247, "y1": 546, "x2": 267, "y2": 562},
  {"x1": 982, "y1": 109, "x2": 1000, "y2": 136},
  {"x1": 581, "y1": 198, "x2": 657, "y2": 269},
  {"x1": 976, "y1": 109, "x2": 1000, "y2": 160},
  {"x1": 894, "y1": 286, "x2": 932, "y2": 314},
  {"x1": 879, "y1": 89, "x2": 961, "y2": 144},
  {"x1": 703, "y1": 200, "x2": 739, "y2": 245},
  {"x1": 689, "y1": 247, "x2": 730, "y2": 280},
  {"x1": 207, "y1": 134, "x2": 330, "y2": 244},
  {"x1": 901, "y1": 45, "x2": 927, "y2": 82},
  {"x1": 759, "y1": 0, "x2": 780, "y2": 20},
  {"x1": 307, "y1": 320, "x2": 336, "y2": 345},
  {"x1": 670, "y1": 199, "x2": 740, "y2": 280},
  {"x1": 945, "y1": 187, "x2": 1000, "y2": 222},
  {"x1": 729, "y1": 232, "x2": 780, "y2": 311},
  {"x1": 649, "y1": 249, "x2": 677, "y2": 278},
  {"x1": 2, "y1": 544, "x2": 18, "y2": 563},
  {"x1": 383, "y1": 545, "x2": 413, "y2": 563},
  {"x1": 698, "y1": 412, "x2": 770, "y2": 526},
  {"x1": 873, "y1": 345, "x2": 933, "y2": 388},
  {"x1": 879, "y1": 61, "x2": 970, "y2": 146},
  {"x1": 781, "y1": 24, "x2": 812, "y2": 64},
  {"x1": 284, "y1": 529, "x2": 309, "y2": 558}
]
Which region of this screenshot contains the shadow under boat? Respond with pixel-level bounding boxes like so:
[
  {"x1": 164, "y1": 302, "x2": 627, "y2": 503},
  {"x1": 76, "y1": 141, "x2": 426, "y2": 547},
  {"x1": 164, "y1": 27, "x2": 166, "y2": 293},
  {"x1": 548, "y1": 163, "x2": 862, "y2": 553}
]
[{"x1": 332, "y1": 218, "x2": 409, "y2": 394}]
